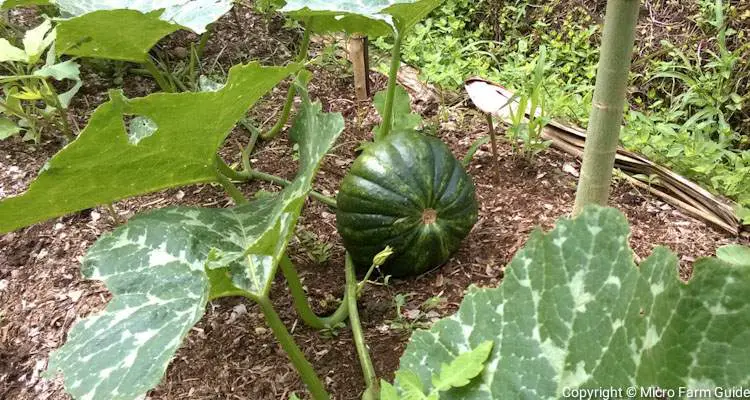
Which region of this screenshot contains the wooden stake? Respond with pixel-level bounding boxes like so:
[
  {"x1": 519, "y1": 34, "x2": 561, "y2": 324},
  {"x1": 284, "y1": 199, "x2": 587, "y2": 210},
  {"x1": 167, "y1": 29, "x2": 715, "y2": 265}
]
[{"x1": 348, "y1": 34, "x2": 370, "y2": 101}]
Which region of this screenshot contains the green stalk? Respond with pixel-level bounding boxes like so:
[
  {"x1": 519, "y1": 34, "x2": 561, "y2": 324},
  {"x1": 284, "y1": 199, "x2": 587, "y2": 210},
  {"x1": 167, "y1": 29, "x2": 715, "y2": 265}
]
[
  {"x1": 261, "y1": 29, "x2": 312, "y2": 140},
  {"x1": 249, "y1": 170, "x2": 338, "y2": 208},
  {"x1": 41, "y1": 79, "x2": 74, "y2": 140},
  {"x1": 0, "y1": 74, "x2": 45, "y2": 84},
  {"x1": 215, "y1": 155, "x2": 246, "y2": 180},
  {"x1": 197, "y1": 28, "x2": 212, "y2": 58},
  {"x1": 216, "y1": 171, "x2": 248, "y2": 204},
  {"x1": 214, "y1": 157, "x2": 248, "y2": 204},
  {"x1": 143, "y1": 58, "x2": 175, "y2": 93},
  {"x1": 572, "y1": 0, "x2": 640, "y2": 215},
  {"x1": 240, "y1": 120, "x2": 260, "y2": 172},
  {"x1": 357, "y1": 263, "x2": 378, "y2": 295},
  {"x1": 279, "y1": 254, "x2": 350, "y2": 329},
  {"x1": 171, "y1": 73, "x2": 191, "y2": 92},
  {"x1": 254, "y1": 295, "x2": 331, "y2": 400},
  {"x1": 376, "y1": 32, "x2": 403, "y2": 141},
  {"x1": 214, "y1": 156, "x2": 337, "y2": 207},
  {"x1": 346, "y1": 253, "x2": 379, "y2": 399}
]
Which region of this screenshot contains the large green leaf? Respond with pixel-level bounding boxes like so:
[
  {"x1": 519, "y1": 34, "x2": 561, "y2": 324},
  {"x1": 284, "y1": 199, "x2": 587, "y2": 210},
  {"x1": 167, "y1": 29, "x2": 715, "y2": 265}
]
[
  {"x1": 717, "y1": 244, "x2": 750, "y2": 267},
  {"x1": 0, "y1": 62, "x2": 297, "y2": 233},
  {"x1": 281, "y1": 0, "x2": 441, "y2": 36},
  {"x1": 56, "y1": 9, "x2": 181, "y2": 62},
  {"x1": 53, "y1": 0, "x2": 232, "y2": 61},
  {"x1": 56, "y1": 0, "x2": 232, "y2": 34},
  {"x1": 44, "y1": 218, "x2": 213, "y2": 400},
  {"x1": 397, "y1": 207, "x2": 750, "y2": 398},
  {"x1": 45, "y1": 94, "x2": 344, "y2": 400}
]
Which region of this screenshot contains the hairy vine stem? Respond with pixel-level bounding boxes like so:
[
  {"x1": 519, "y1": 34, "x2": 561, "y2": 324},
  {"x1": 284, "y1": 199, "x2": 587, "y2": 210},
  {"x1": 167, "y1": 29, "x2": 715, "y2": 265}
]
[
  {"x1": 252, "y1": 295, "x2": 331, "y2": 400},
  {"x1": 377, "y1": 31, "x2": 403, "y2": 140},
  {"x1": 346, "y1": 254, "x2": 379, "y2": 398},
  {"x1": 239, "y1": 118, "x2": 260, "y2": 171},
  {"x1": 280, "y1": 254, "x2": 350, "y2": 329},
  {"x1": 261, "y1": 28, "x2": 312, "y2": 140},
  {"x1": 215, "y1": 171, "x2": 248, "y2": 204},
  {"x1": 214, "y1": 156, "x2": 338, "y2": 208}
]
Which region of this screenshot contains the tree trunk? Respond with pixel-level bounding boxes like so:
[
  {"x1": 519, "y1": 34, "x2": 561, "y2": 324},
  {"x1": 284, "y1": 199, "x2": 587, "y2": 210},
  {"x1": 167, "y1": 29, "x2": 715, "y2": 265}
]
[{"x1": 572, "y1": 0, "x2": 641, "y2": 215}]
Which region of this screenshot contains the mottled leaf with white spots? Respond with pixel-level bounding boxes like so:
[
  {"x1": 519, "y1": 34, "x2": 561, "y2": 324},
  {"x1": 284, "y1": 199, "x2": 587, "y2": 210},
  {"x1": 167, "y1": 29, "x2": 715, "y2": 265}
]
[
  {"x1": 281, "y1": 0, "x2": 440, "y2": 36},
  {"x1": 56, "y1": 0, "x2": 232, "y2": 33},
  {"x1": 52, "y1": 1, "x2": 231, "y2": 62},
  {"x1": 45, "y1": 91, "x2": 343, "y2": 400},
  {"x1": 397, "y1": 207, "x2": 750, "y2": 398},
  {"x1": 44, "y1": 217, "x2": 212, "y2": 400}
]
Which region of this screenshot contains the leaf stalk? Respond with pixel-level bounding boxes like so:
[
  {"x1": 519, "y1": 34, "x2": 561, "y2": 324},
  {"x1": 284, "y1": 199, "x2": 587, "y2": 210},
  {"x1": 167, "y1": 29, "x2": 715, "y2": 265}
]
[
  {"x1": 254, "y1": 295, "x2": 331, "y2": 400},
  {"x1": 346, "y1": 253, "x2": 379, "y2": 398},
  {"x1": 377, "y1": 32, "x2": 403, "y2": 140},
  {"x1": 280, "y1": 254, "x2": 350, "y2": 329},
  {"x1": 214, "y1": 156, "x2": 337, "y2": 207},
  {"x1": 261, "y1": 28, "x2": 312, "y2": 140}
]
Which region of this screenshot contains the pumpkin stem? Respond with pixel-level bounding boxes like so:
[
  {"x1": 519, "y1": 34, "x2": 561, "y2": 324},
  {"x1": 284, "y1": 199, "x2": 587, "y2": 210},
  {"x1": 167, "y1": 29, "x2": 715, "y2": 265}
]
[{"x1": 422, "y1": 208, "x2": 437, "y2": 224}]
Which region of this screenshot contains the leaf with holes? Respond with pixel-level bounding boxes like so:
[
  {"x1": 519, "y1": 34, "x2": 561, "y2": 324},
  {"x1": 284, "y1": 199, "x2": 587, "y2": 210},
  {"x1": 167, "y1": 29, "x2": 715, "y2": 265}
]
[
  {"x1": 45, "y1": 93, "x2": 344, "y2": 400},
  {"x1": 396, "y1": 206, "x2": 750, "y2": 398},
  {"x1": 0, "y1": 62, "x2": 297, "y2": 233},
  {"x1": 281, "y1": 0, "x2": 441, "y2": 36}
]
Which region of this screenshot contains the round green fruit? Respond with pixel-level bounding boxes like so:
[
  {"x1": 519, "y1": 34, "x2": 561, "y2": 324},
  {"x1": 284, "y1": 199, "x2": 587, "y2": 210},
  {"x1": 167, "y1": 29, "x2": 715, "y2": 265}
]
[{"x1": 336, "y1": 130, "x2": 478, "y2": 277}]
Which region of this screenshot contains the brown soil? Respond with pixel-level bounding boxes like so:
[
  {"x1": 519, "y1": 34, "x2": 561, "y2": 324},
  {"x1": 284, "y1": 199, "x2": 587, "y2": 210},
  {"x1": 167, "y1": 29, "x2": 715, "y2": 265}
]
[{"x1": 1, "y1": 3, "x2": 748, "y2": 400}]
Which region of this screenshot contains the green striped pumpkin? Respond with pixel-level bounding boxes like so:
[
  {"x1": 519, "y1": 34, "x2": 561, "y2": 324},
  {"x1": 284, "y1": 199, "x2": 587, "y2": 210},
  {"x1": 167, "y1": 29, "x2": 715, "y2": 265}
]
[{"x1": 336, "y1": 130, "x2": 478, "y2": 277}]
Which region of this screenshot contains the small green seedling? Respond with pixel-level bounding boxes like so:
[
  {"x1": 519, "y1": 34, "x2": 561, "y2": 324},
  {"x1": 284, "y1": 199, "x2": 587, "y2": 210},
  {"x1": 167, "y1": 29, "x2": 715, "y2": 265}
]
[
  {"x1": 0, "y1": 19, "x2": 81, "y2": 142},
  {"x1": 297, "y1": 229, "x2": 333, "y2": 265}
]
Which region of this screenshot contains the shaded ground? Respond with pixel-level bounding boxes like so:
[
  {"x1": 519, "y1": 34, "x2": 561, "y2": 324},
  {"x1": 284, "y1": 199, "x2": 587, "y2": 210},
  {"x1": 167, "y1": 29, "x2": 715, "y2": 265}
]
[{"x1": 1, "y1": 3, "x2": 748, "y2": 400}]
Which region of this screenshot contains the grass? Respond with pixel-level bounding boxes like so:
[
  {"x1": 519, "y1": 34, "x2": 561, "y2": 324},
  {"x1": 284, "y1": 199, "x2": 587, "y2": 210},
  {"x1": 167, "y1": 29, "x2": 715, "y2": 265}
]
[{"x1": 386, "y1": 0, "x2": 750, "y2": 208}]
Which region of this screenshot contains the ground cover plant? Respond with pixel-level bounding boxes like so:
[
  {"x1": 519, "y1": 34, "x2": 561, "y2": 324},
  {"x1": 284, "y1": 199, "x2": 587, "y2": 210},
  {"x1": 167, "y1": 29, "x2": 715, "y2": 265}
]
[
  {"x1": 1, "y1": 1, "x2": 750, "y2": 399},
  {"x1": 0, "y1": 18, "x2": 80, "y2": 142},
  {"x1": 1, "y1": 0, "x2": 477, "y2": 398},
  {"x1": 391, "y1": 0, "x2": 750, "y2": 211}
]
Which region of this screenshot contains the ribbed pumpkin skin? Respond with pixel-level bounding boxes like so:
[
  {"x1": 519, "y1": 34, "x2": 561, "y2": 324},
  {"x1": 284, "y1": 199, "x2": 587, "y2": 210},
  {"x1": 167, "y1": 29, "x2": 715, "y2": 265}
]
[{"x1": 336, "y1": 131, "x2": 478, "y2": 277}]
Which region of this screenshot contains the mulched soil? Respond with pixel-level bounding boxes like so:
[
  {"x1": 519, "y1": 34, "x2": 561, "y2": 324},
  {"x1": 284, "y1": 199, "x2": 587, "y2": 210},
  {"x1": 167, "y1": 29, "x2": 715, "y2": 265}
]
[{"x1": 1, "y1": 3, "x2": 748, "y2": 400}]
